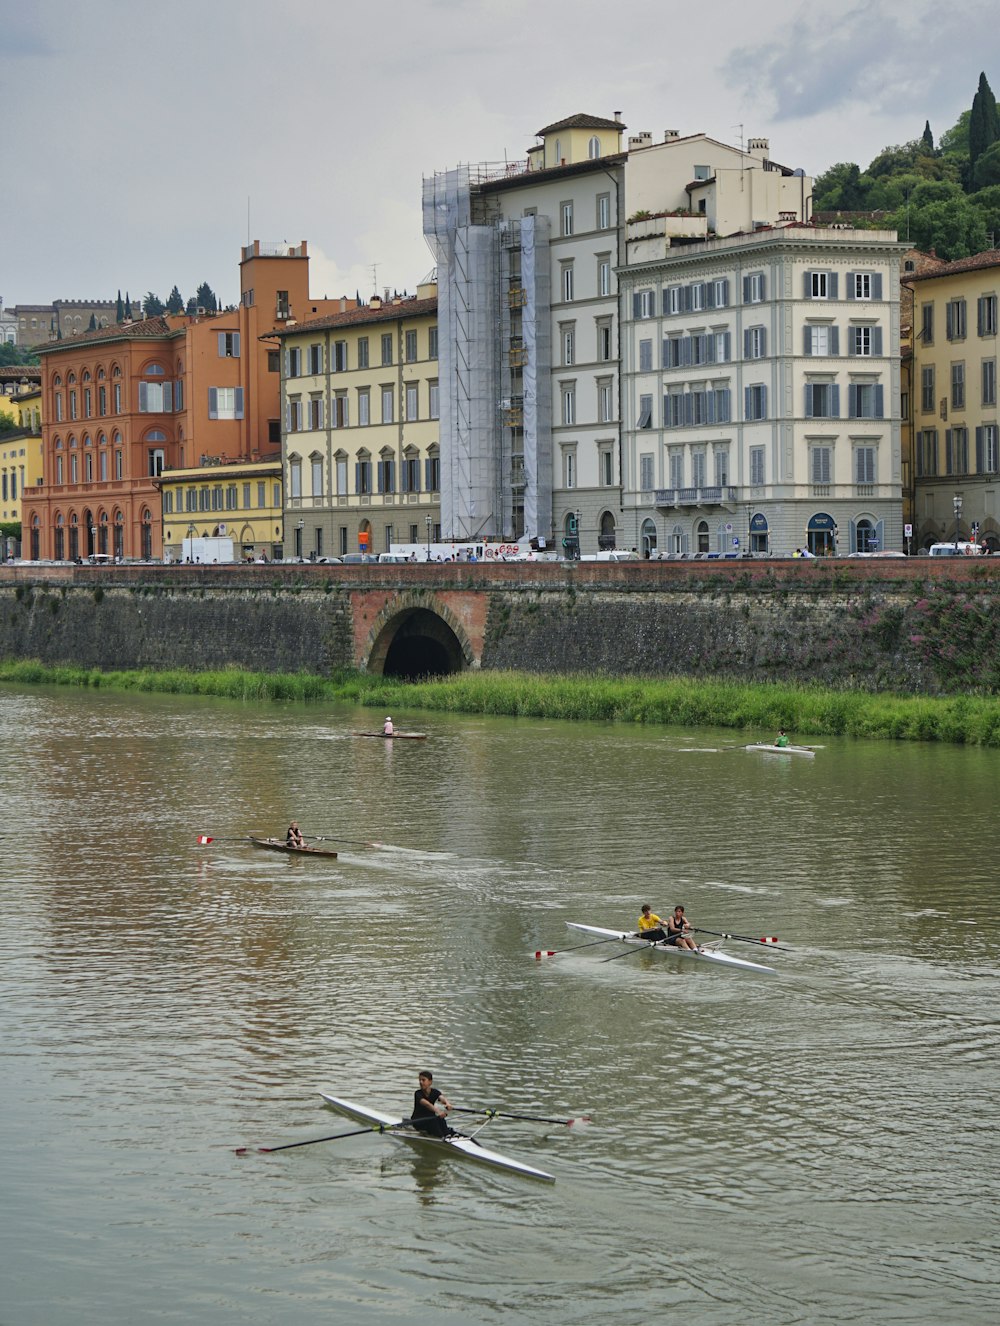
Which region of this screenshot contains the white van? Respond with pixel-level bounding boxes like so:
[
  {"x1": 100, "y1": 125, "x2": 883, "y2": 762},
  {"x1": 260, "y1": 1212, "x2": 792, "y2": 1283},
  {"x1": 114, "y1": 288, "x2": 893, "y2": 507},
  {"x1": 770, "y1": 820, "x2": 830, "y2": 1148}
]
[
  {"x1": 580, "y1": 550, "x2": 639, "y2": 562},
  {"x1": 928, "y1": 541, "x2": 982, "y2": 557}
]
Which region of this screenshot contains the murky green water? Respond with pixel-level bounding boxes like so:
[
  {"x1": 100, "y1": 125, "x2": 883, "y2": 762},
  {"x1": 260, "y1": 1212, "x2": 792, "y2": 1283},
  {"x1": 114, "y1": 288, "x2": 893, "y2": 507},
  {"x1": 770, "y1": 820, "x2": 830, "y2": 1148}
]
[{"x1": 2, "y1": 684, "x2": 997, "y2": 1324}]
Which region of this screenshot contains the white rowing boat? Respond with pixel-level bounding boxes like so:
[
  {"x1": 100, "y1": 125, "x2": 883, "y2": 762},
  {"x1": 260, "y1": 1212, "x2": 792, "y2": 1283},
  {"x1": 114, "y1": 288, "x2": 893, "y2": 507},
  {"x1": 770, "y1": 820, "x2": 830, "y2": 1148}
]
[
  {"x1": 746, "y1": 743, "x2": 815, "y2": 758},
  {"x1": 565, "y1": 923, "x2": 777, "y2": 975},
  {"x1": 318, "y1": 1093, "x2": 555, "y2": 1182}
]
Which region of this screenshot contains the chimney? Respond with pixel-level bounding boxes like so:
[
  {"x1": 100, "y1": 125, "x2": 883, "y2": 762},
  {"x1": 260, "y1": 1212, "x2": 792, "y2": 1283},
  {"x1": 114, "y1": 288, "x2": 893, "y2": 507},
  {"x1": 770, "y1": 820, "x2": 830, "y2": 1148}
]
[
  {"x1": 663, "y1": 129, "x2": 679, "y2": 141},
  {"x1": 613, "y1": 111, "x2": 622, "y2": 123},
  {"x1": 628, "y1": 132, "x2": 653, "y2": 151}
]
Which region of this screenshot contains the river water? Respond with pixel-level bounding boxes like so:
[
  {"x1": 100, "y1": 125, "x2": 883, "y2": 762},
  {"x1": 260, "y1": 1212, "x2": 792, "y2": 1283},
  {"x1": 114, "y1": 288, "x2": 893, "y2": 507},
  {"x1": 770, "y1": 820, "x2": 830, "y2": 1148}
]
[{"x1": 1, "y1": 684, "x2": 997, "y2": 1325}]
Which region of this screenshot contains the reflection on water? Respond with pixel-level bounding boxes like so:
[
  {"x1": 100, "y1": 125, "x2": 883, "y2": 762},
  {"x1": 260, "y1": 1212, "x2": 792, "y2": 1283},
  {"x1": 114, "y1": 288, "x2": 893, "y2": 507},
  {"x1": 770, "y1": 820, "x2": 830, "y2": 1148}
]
[{"x1": 1, "y1": 683, "x2": 998, "y2": 1325}]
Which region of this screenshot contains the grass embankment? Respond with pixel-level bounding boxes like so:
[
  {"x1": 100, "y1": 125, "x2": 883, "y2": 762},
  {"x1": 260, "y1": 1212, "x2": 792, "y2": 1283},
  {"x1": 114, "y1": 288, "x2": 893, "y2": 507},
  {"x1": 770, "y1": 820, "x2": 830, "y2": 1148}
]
[{"x1": 2, "y1": 659, "x2": 1000, "y2": 746}]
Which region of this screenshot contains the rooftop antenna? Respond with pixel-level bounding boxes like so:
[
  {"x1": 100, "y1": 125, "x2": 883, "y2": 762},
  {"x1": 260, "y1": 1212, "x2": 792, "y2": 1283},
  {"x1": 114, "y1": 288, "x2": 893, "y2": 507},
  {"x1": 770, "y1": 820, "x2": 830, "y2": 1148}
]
[
  {"x1": 734, "y1": 122, "x2": 745, "y2": 191},
  {"x1": 371, "y1": 264, "x2": 379, "y2": 297},
  {"x1": 247, "y1": 196, "x2": 251, "y2": 248}
]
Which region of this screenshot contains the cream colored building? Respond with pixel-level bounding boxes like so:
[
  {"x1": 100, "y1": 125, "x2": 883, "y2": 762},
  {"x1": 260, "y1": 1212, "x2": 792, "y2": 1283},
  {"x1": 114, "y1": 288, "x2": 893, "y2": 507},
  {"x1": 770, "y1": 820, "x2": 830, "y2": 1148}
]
[
  {"x1": 275, "y1": 283, "x2": 440, "y2": 558},
  {"x1": 425, "y1": 113, "x2": 815, "y2": 554},
  {"x1": 620, "y1": 225, "x2": 905, "y2": 557},
  {"x1": 904, "y1": 250, "x2": 1000, "y2": 550}
]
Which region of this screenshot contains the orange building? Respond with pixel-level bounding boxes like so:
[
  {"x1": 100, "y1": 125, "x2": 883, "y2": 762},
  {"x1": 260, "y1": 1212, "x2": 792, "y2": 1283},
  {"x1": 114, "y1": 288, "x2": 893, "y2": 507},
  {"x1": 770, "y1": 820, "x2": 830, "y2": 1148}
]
[{"x1": 25, "y1": 242, "x2": 352, "y2": 560}]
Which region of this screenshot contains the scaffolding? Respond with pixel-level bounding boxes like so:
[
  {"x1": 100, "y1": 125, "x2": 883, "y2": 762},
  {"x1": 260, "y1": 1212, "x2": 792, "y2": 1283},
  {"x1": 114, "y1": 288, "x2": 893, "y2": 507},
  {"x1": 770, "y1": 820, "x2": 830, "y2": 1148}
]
[{"x1": 423, "y1": 168, "x2": 551, "y2": 543}]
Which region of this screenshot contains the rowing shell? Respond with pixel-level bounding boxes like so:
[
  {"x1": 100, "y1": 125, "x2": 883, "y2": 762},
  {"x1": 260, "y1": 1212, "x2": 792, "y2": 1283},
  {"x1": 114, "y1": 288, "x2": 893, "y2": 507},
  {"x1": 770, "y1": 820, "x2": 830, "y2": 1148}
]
[
  {"x1": 249, "y1": 837, "x2": 339, "y2": 858},
  {"x1": 746, "y1": 743, "x2": 815, "y2": 758},
  {"x1": 318, "y1": 1093, "x2": 555, "y2": 1182},
  {"x1": 353, "y1": 731, "x2": 427, "y2": 740},
  {"x1": 565, "y1": 923, "x2": 776, "y2": 975}
]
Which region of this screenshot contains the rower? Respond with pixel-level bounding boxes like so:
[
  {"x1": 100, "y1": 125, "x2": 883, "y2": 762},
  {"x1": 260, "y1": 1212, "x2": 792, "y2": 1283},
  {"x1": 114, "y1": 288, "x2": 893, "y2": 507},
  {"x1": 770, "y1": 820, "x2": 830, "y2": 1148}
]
[
  {"x1": 774, "y1": 728, "x2": 790, "y2": 748},
  {"x1": 383, "y1": 716, "x2": 394, "y2": 736},
  {"x1": 286, "y1": 821, "x2": 305, "y2": 848},
  {"x1": 666, "y1": 904, "x2": 700, "y2": 951},
  {"x1": 636, "y1": 904, "x2": 667, "y2": 942},
  {"x1": 412, "y1": 1071, "x2": 456, "y2": 1138}
]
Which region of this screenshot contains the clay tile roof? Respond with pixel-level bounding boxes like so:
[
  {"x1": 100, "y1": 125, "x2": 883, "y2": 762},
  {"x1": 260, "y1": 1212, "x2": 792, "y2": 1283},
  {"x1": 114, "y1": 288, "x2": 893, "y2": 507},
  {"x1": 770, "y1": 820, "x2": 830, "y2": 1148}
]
[
  {"x1": 271, "y1": 295, "x2": 437, "y2": 336},
  {"x1": 35, "y1": 315, "x2": 176, "y2": 353},
  {"x1": 536, "y1": 113, "x2": 625, "y2": 135},
  {"x1": 901, "y1": 248, "x2": 1000, "y2": 282},
  {"x1": 0, "y1": 365, "x2": 41, "y2": 381}
]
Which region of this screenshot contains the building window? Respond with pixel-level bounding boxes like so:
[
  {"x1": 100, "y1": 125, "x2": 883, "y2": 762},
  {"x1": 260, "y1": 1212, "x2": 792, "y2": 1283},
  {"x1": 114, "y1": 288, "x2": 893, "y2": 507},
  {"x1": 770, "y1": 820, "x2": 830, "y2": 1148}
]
[
  {"x1": 745, "y1": 383, "x2": 768, "y2": 420},
  {"x1": 403, "y1": 453, "x2": 420, "y2": 492},
  {"x1": 637, "y1": 453, "x2": 653, "y2": 491},
  {"x1": 310, "y1": 455, "x2": 324, "y2": 496},
  {"x1": 426, "y1": 452, "x2": 440, "y2": 491},
  {"x1": 854, "y1": 445, "x2": 877, "y2": 485},
  {"x1": 357, "y1": 337, "x2": 369, "y2": 369},
  {"x1": 810, "y1": 445, "x2": 832, "y2": 484},
  {"x1": 562, "y1": 326, "x2": 575, "y2": 365},
  {"x1": 358, "y1": 389, "x2": 370, "y2": 426},
  {"x1": 378, "y1": 455, "x2": 395, "y2": 493},
  {"x1": 597, "y1": 193, "x2": 611, "y2": 229},
  {"x1": 806, "y1": 270, "x2": 836, "y2": 300},
  {"x1": 946, "y1": 299, "x2": 967, "y2": 341},
  {"x1": 381, "y1": 333, "x2": 393, "y2": 366},
  {"x1": 597, "y1": 320, "x2": 612, "y2": 361},
  {"x1": 307, "y1": 343, "x2": 323, "y2": 374},
  {"x1": 848, "y1": 382, "x2": 884, "y2": 418},
  {"x1": 334, "y1": 455, "x2": 348, "y2": 495},
  {"x1": 598, "y1": 381, "x2": 613, "y2": 423},
  {"x1": 356, "y1": 455, "x2": 372, "y2": 494},
  {"x1": 917, "y1": 429, "x2": 939, "y2": 477},
  {"x1": 744, "y1": 326, "x2": 767, "y2": 359},
  {"x1": 979, "y1": 423, "x2": 999, "y2": 472},
  {"x1": 98, "y1": 385, "x2": 106, "y2": 416},
  {"x1": 428, "y1": 327, "x2": 438, "y2": 359},
  {"x1": 562, "y1": 385, "x2": 576, "y2": 426},
  {"x1": 429, "y1": 381, "x2": 439, "y2": 419},
  {"x1": 589, "y1": 136, "x2": 601, "y2": 160},
  {"x1": 945, "y1": 427, "x2": 969, "y2": 475},
  {"x1": 951, "y1": 362, "x2": 965, "y2": 410},
  {"x1": 600, "y1": 447, "x2": 614, "y2": 486},
  {"x1": 381, "y1": 387, "x2": 394, "y2": 423},
  {"x1": 633, "y1": 289, "x2": 654, "y2": 319},
  {"x1": 639, "y1": 339, "x2": 652, "y2": 372},
  {"x1": 638, "y1": 394, "x2": 653, "y2": 429},
  {"x1": 218, "y1": 332, "x2": 240, "y2": 357},
  {"x1": 287, "y1": 398, "x2": 302, "y2": 432},
  {"x1": 850, "y1": 273, "x2": 873, "y2": 300},
  {"x1": 564, "y1": 450, "x2": 576, "y2": 489},
  {"x1": 713, "y1": 331, "x2": 732, "y2": 362},
  {"x1": 333, "y1": 391, "x2": 348, "y2": 428},
  {"x1": 921, "y1": 365, "x2": 935, "y2": 412},
  {"x1": 561, "y1": 201, "x2": 574, "y2": 236},
  {"x1": 209, "y1": 386, "x2": 244, "y2": 419},
  {"x1": 308, "y1": 396, "x2": 324, "y2": 430},
  {"x1": 405, "y1": 383, "x2": 419, "y2": 421},
  {"x1": 978, "y1": 295, "x2": 998, "y2": 336},
  {"x1": 405, "y1": 329, "x2": 418, "y2": 362},
  {"x1": 743, "y1": 272, "x2": 766, "y2": 303},
  {"x1": 983, "y1": 358, "x2": 997, "y2": 406},
  {"x1": 714, "y1": 446, "x2": 730, "y2": 487},
  {"x1": 804, "y1": 382, "x2": 839, "y2": 418},
  {"x1": 805, "y1": 324, "x2": 838, "y2": 356},
  {"x1": 139, "y1": 381, "x2": 173, "y2": 412},
  {"x1": 562, "y1": 264, "x2": 575, "y2": 302},
  {"x1": 287, "y1": 346, "x2": 301, "y2": 377},
  {"x1": 850, "y1": 325, "x2": 882, "y2": 356}
]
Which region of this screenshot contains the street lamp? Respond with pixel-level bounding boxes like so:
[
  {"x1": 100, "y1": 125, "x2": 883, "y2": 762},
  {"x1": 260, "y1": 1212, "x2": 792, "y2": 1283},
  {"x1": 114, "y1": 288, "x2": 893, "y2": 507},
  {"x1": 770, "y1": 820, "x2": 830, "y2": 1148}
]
[
  {"x1": 953, "y1": 493, "x2": 963, "y2": 550},
  {"x1": 745, "y1": 506, "x2": 752, "y2": 558},
  {"x1": 425, "y1": 512, "x2": 432, "y2": 560}
]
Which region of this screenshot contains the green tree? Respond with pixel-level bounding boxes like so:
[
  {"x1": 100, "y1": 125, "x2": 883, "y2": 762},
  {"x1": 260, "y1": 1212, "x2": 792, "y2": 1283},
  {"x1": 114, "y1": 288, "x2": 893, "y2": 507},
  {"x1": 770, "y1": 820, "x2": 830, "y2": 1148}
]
[
  {"x1": 969, "y1": 184, "x2": 1000, "y2": 246},
  {"x1": 970, "y1": 72, "x2": 1000, "y2": 175},
  {"x1": 143, "y1": 292, "x2": 165, "y2": 316},
  {"x1": 939, "y1": 110, "x2": 972, "y2": 160},
  {"x1": 0, "y1": 343, "x2": 40, "y2": 367},
  {"x1": 868, "y1": 141, "x2": 923, "y2": 177},
  {"x1": 891, "y1": 193, "x2": 988, "y2": 260},
  {"x1": 194, "y1": 282, "x2": 218, "y2": 313},
  {"x1": 921, "y1": 120, "x2": 935, "y2": 153},
  {"x1": 972, "y1": 139, "x2": 1000, "y2": 189},
  {"x1": 813, "y1": 161, "x2": 863, "y2": 209},
  {"x1": 166, "y1": 286, "x2": 184, "y2": 314}
]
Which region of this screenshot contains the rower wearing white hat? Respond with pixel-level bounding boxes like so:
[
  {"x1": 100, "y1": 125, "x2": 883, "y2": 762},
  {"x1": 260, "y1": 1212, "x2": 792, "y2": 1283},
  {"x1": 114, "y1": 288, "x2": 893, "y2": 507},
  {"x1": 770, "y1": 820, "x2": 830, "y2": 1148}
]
[{"x1": 383, "y1": 716, "x2": 394, "y2": 736}]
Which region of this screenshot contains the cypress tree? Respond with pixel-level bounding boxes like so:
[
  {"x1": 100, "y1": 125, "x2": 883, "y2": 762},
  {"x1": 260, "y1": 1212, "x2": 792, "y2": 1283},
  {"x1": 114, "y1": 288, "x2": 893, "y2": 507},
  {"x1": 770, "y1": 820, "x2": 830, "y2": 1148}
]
[
  {"x1": 921, "y1": 120, "x2": 934, "y2": 153},
  {"x1": 115, "y1": 289, "x2": 124, "y2": 323},
  {"x1": 970, "y1": 71, "x2": 999, "y2": 175}
]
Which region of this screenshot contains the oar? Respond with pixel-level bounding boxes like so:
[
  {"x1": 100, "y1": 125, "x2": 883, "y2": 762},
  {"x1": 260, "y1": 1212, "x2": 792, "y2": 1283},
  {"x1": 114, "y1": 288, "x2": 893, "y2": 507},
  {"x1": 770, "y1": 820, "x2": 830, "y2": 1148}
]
[
  {"x1": 236, "y1": 1115, "x2": 426, "y2": 1155},
  {"x1": 196, "y1": 832, "x2": 383, "y2": 849},
  {"x1": 695, "y1": 928, "x2": 790, "y2": 951},
  {"x1": 534, "y1": 936, "x2": 626, "y2": 959},
  {"x1": 310, "y1": 834, "x2": 383, "y2": 849},
  {"x1": 600, "y1": 940, "x2": 658, "y2": 962},
  {"x1": 449, "y1": 1107, "x2": 590, "y2": 1127}
]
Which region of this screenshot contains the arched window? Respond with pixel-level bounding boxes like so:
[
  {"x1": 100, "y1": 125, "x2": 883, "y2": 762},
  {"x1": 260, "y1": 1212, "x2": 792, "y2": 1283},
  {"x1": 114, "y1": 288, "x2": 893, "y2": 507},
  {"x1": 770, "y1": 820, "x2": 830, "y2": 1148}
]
[
  {"x1": 641, "y1": 518, "x2": 658, "y2": 558},
  {"x1": 588, "y1": 135, "x2": 601, "y2": 159},
  {"x1": 54, "y1": 514, "x2": 65, "y2": 561},
  {"x1": 141, "y1": 509, "x2": 153, "y2": 560},
  {"x1": 697, "y1": 519, "x2": 710, "y2": 553},
  {"x1": 113, "y1": 512, "x2": 124, "y2": 561},
  {"x1": 598, "y1": 510, "x2": 617, "y2": 549}
]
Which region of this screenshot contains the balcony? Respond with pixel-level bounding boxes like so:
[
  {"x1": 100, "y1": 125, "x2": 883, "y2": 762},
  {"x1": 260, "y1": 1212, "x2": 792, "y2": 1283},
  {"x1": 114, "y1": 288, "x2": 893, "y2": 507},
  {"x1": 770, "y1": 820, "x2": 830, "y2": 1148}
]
[{"x1": 654, "y1": 486, "x2": 737, "y2": 508}]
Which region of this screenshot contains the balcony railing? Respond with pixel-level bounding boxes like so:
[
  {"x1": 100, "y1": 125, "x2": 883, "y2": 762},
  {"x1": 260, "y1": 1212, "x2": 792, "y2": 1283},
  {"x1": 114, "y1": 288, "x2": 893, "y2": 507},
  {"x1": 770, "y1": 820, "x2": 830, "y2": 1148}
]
[{"x1": 654, "y1": 486, "x2": 737, "y2": 508}]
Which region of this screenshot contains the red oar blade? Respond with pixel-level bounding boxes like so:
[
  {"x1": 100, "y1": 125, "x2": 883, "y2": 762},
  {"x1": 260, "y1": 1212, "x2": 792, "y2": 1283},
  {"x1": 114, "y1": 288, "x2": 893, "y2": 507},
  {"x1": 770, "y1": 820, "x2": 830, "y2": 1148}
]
[{"x1": 197, "y1": 835, "x2": 214, "y2": 845}]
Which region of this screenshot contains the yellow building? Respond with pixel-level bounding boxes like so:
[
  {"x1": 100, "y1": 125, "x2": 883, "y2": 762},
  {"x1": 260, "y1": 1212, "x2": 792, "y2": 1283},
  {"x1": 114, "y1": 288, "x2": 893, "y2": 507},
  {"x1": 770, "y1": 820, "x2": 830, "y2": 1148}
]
[
  {"x1": 274, "y1": 281, "x2": 440, "y2": 559},
  {"x1": 156, "y1": 457, "x2": 284, "y2": 561},
  {"x1": 1, "y1": 388, "x2": 45, "y2": 552},
  {"x1": 904, "y1": 250, "x2": 1000, "y2": 550}
]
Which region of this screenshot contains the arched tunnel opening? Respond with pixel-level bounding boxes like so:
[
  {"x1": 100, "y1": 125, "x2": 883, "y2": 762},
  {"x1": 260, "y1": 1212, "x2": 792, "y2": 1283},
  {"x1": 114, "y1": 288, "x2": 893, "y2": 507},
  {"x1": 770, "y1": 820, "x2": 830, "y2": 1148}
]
[{"x1": 371, "y1": 607, "x2": 466, "y2": 679}]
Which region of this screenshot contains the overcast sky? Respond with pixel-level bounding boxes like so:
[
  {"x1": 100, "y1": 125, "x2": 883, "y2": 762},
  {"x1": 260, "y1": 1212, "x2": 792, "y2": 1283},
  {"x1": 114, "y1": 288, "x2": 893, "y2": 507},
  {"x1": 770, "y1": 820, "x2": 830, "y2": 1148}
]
[{"x1": 3, "y1": 0, "x2": 998, "y2": 311}]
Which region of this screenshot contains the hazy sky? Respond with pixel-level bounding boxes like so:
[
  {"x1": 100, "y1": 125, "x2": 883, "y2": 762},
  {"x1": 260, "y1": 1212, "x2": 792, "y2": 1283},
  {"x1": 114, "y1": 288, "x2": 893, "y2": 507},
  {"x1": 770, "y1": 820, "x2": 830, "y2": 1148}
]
[{"x1": 3, "y1": 0, "x2": 997, "y2": 311}]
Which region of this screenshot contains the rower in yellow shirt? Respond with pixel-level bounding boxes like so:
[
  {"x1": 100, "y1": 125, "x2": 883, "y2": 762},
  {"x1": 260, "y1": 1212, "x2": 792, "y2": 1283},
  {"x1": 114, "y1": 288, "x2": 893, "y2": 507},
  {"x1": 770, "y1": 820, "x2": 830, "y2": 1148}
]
[{"x1": 636, "y1": 904, "x2": 667, "y2": 942}]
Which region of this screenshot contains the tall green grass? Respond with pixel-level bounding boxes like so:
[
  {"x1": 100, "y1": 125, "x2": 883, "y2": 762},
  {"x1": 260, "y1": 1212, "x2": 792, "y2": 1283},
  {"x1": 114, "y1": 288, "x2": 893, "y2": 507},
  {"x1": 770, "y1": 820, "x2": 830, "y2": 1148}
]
[{"x1": 3, "y1": 660, "x2": 1000, "y2": 745}]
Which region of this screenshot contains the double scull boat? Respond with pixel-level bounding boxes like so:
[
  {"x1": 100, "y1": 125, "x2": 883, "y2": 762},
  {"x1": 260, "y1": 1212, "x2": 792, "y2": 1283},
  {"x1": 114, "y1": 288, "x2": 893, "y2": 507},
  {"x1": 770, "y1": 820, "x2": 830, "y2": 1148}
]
[
  {"x1": 565, "y1": 923, "x2": 777, "y2": 974},
  {"x1": 318, "y1": 1093, "x2": 555, "y2": 1182}
]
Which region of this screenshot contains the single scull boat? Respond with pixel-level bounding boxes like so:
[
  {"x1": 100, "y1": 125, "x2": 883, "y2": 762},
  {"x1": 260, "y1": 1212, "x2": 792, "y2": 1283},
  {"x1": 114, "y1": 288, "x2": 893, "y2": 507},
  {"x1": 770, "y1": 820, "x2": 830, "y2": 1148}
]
[
  {"x1": 318, "y1": 1093, "x2": 555, "y2": 1182},
  {"x1": 249, "y1": 837, "x2": 339, "y2": 858},
  {"x1": 745, "y1": 743, "x2": 815, "y2": 758},
  {"x1": 565, "y1": 923, "x2": 776, "y2": 975}
]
